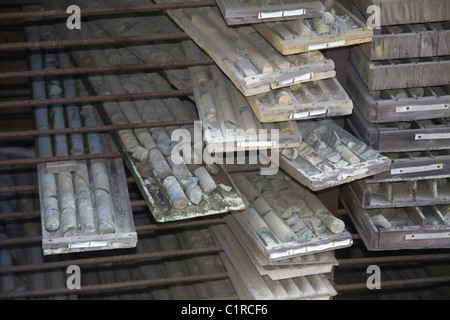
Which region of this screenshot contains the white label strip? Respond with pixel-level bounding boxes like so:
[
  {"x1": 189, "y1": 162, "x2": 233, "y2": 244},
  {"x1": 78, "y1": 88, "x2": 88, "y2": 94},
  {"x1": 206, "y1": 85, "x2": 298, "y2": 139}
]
[
  {"x1": 258, "y1": 11, "x2": 283, "y2": 19},
  {"x1": 69, "y1": 241, "x2": 109, "y2": 249},
  {"x1": 290, "y1": 111, "x2": 309, "y2": 120},
  {"x1": 396, "y1": 104, "x2": 449, "y2": 113},
  {"x1": 278, "y1": 73, "x2": 313, "y2": 86},
  {"x1": 405, "y1": 232, "x2": 450, "y2": 240},
  {"x1": 415, "y1": 133, "x2": 450, "y2": 140},
  {"x1": 390, "y1": 163, "x2": 443, "y2": 175},
  {"x1": 309, "y1": 108, "x2": 328, "y2": 116},
  {"x1": 237, "y1": 140, "x2": 278, "y2": 148},
  {"x1": 308, "y1": 40, "x2": 347, "y2": 51},
  {"x1": 283, "y1": 8, "x2": 306, "y2": 17},
  {"x1": 258, "y1": 8, "x2": 305, "y2": 20}
]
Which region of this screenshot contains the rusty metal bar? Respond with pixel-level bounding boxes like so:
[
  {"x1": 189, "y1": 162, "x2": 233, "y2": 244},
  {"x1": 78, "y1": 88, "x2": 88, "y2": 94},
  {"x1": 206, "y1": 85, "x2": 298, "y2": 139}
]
[
  {"x1": 0, "y1": 152, "x2": 120, "y2": 168},
  {"x1": 0, "y1": 218, "x2": 226, "y2": 246},
  {"x1": 0, "y1": 59, "x2": 213, "y2": 78},
  {"x1": 0, "y1": 272, "x2": 230, "y2": 299},
  {"x1": 0, "y1": 33, "x2": 191, "y2": 51},
  {"x1": 0, "y1": 119, "x2": 197, "y2": 140},
  {"x1": 338, "y1": 253, "x2": 450, "y2": 267},
  {"x1": 0, "y1": 184, "x2": 38, "y2": 194},
  {"x1": 335, "y1": 276, "x2": 450, "y2": 292},
  {"x1": 0, "y1": 89, "x2": 194, "y2": 109},
  {"x1": 0, "y1": 1, "x2": 216, "y2": 20},
  {"x1": 0, "y1": 247, "x2": 224, "y2": 274}
]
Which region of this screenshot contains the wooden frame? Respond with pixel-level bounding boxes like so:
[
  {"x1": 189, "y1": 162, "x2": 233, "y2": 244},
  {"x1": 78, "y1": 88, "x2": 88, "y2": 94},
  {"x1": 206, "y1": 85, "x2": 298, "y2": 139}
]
[
  {"x1": 354, "y1": 0, "x2": 450, "y2": 26},
  {"x1": 211, "y1": 223, "x2": 337, "y2": 300},
  {"x1": 360, "y1": 21, "x2": 450, "y2": 60},
  {"x1": 349, "y1": 177, "x2": 450, "y2": 209},
  {"x1": 153, "y1": 1, "x2": 336, "y2": 96},
  {"x1": 350, "y1": 46, "x2": 450, "y2": 91},
  {"x1": 216, "y1": 0, "x2": 324, "y2": 25},
  {"x1": 226, "y1": 214, "x2": 337, "y2": 280},
  {"x1": 371, "y1": 150, "x2": 450, "y2": 182},
  {"x1": 279, "y1": 119, "x2": 391, "y2": 191},
  {"x1": 347, "y1": 65, "x2": 450, "y2": 123},
  {"x1": 186, "y1": 42, "x2": 302, "y2": 153},
  {"x1": 38, "y1": 109, "x2": 137, "y2": 255},
  {"x1": 228, "y1": 171, "x2": 352, "y2": 261},
  {"x1": 348, "y1": 102, "x2": 450, "y2": 153},
  {"x1": 341, "y1": 185, "x2": 450, "y2": 251},
  {"x1": 247, "y1": 77, "x2": 353, "y2": 123},
  {"x1": 254, "y1": 1, "x2": 373, "y2": 55}
]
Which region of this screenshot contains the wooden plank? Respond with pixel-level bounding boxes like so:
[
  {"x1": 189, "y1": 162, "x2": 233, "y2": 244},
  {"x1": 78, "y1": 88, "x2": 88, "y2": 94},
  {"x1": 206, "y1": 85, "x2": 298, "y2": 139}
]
[
  {"x1": 229, "y1": 171, "x2": 352, "y2": 261},
  {"x1": 370, "y1": 150, "x2": 450, "y2": 182},
  {"x1": 247, "y1": 77, "x2": 353, "y2": 123},
  {"x1": 348, "y1": 103, "x2": 450, "y2": 153},
  {"x1": 38, "y1": 93, "x2": 137, "y2": 255},
  {"x1": 185, "y1": 41, "x2": 302, "y2": 152},
  {"x1": 279, "y1": 118, "x2": 391, "y2": 191},
  {"x1": 254, "y1": 1, "x2": 373, "y2": 55},
  {"x1": 355, "y1": 0, "x2": 450, "y2": 26},
  {"x1": 225, "y1": 214, "x2": 336, "y2": 280},
  {"x1": 347, "y1": 65, "x2": 450, "y2": 123},
  {"x1": 350, "y1": 178, "x2": 450, "y2": 209},
  {"x1": 340, "y1": 185, "x2": 380, "y2": 250},
  {"x1": 350, "y1": 46, "x2": 450, "y2": 90},
  {"x1": 216, "y1": 0, "x2": 325, "y2": 25},
  {"x1": 359, "y1": 21, "x2": 450, "y2": 60},
  {"x1": 152, "y1": 1, "x2": 336, "y2": 96},
  {"x1": 211, "y1": 224, "x2": 337, "y2": 300},
  {"x1": 341, "y1": 186, "x2": 450, "y2": 251}
]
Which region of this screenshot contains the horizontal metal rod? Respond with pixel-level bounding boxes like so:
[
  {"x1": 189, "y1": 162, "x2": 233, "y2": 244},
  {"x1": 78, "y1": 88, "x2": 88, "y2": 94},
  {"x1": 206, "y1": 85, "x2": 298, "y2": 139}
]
[
  {"x1": 0, "y1": 89, "x2": 194, "y2": 109},
  {"x1": 0, "y1": 152, "x2": 120, "y2": 168},
  {"x1": 0, "y1": 272, "x2": 229, "y2": 299},
  {"x1": 0, "y1": 119, "x2": 197, "y2": 140},
  {"x1": 0, "y1": 219, "x2": 226, "y2": 246},
  {"x1": 0, "y1": 1, "x2": 216, "y2": 20},
  {"x1": 0, "y1": 59, "x2": 214, "y2": 78},
  {"x1": 0, "y1": 184, "x2": 38, "y2": 194},
  {"x1": 0, "y1": 247, "x2": 223, "y2": 274},
  {"x1": 0, "y1": 201, "x2": 147, "y2": 221},
  {"x1": 0, "y1": 33, "x2": 190, "y2": 51},
  {"x1": 335, "y1": 276, "x2": 450, "y2": 292},
  {"x1": 338, "y1": 253, "x2": 450, "y2": 267}
]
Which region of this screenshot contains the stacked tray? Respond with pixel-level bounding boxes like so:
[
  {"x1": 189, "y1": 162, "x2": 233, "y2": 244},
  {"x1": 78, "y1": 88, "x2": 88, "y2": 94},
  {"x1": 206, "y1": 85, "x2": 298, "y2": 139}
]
[
  {"x1": 211, "y1": 170, "x2": 349, "y2": 299},
  {"x1": 27, "y1": 26, "x2": 137, "y2": 254},
  {"x1": 343, "y1": 0, "x2": 450, "y2": 251}
]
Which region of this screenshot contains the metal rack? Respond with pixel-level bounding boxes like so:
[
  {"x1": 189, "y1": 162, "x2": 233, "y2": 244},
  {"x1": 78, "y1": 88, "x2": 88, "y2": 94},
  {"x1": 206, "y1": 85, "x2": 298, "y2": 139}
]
[{"x1": 0, "y1": 0, "x2": 450, "y2": 300}]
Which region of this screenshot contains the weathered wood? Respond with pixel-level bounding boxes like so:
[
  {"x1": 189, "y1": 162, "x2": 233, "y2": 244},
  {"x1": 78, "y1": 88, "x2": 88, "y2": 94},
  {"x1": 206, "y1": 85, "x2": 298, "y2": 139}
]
[
  {"x1": 278, "y1": 118, "x2": 391, "y2": 191},
  {"x1": 350, "y1": 177, "x2": 450, "y2": 209},
  {"x1": 247, "y1": 77, "x2": 353, "y2": 123},
  {"x1": 350, "y1": 46, "x2": 450, "y2": 91},
  {"x1": 355, "y1": 0, "x2": 450, "y2": 26},
  {"x1": 152, "y1": 0, "x2": 335, "y2": 96},
  {"x1": 348, "y1": 103, "x2": 450, "y2": 153},
  {"x1": 37, "y1": 91, "x2": 137, "y2": 255},
  {"x1": 370, "y1": 150, "x2": 450, "y2": 183},
  {"x1": 185, "y1": 41, "x2": 302, "y2": 151},
  {"x1": 231, "y1": 171, "x2": 352, "y2": 261},
  {"x1": 359, "y1": 21, "x2": 450, "y2": 60},
  {"x1": 347, "y1": 65, "x2": 450, "y2": 123},
  {"x1": 216, "y1": 0, "x2": 324, "y2": 25},
  {"x1": 254, "y1": 1, "x2": 373, "y2": 55},
  {"x1": 211, "y1": 223, "x2": 337, "y2": 300},
  {"x1": 341, "y1": 185, "x2": 450, "y2": 251}
]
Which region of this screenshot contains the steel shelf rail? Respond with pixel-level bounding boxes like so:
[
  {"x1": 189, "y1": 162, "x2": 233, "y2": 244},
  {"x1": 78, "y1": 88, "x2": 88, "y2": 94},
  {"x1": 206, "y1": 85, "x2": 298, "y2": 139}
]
[{"x1": 0, "y1": 1, "x2": 216, "y2": 20}]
